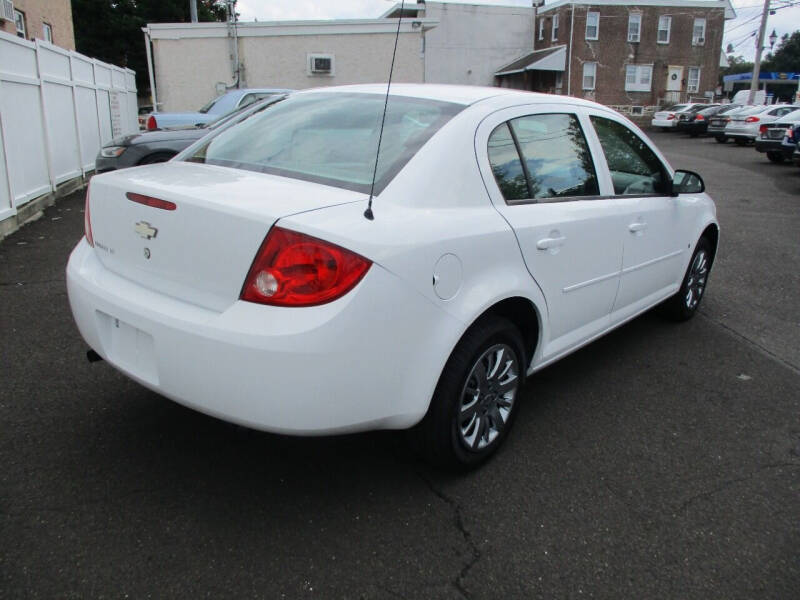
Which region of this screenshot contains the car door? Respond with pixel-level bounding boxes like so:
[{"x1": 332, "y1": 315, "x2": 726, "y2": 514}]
[
  {"x1": 586, "y1": 112, "x2": 690, "y2": 320},
  {"x1": 476, "y1": 105, "x2": 628, "y2": 359}
]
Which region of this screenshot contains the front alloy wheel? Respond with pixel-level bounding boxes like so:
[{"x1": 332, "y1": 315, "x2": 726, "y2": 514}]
[{"x1": 661, "y1": 237, "x2": 713, "y2": 321}]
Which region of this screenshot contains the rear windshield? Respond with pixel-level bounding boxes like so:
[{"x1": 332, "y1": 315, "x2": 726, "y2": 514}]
[
  {"x1": 737, "y1": 106, "x2": 768, "y2": 116},
  {"x1": 185, "y1": 92, "x2": 463, "y2": 194},
  {"x1": 664, "y1": 104, "x2": 688, "y2": 112},
  {"x1": 717, "y1": 104, "x2": 741, "y2": 115}
]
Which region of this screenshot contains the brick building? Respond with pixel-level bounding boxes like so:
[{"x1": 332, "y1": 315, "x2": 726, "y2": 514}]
[
  {"x1": 495, "y1": 0, "x2": 734, "y2": 112},
  {"x1": 0, "y1": 0, "x2": 76, "y2": 50}
]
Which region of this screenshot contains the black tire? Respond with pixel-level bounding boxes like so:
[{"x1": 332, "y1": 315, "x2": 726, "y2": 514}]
[
  {"x1": 690, "y1": 132, "x2": 699, "y2": 138},
  {"x1": 766, "y1": 151, "x2": 785, "y2": 164},
  {"x1": 137, "y1": 152, "x2": 175, "y2": 165},
  {"x1": 734, "y1": 138, "x2": 748, "y2": 146},
  {"x1": 714, "y1": 135, "x2": 727, "y2": 144},
  {"x1": 660, "y1": 237, "x2": 713, "y2": 322},
  {"x1": 409, "y1": 316, "x2": 525, "y2": 470}
]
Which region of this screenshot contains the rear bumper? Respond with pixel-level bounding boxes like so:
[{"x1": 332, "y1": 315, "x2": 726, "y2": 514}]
[
  {"x1": 754, "y1": 139, "x2": 794, "y2": 156},
  {"x1": 67, "y1": 239, "x2": 462, "y2": 435},
  {"x1": 651, "y1": 118, "x2": 676, "y2": 128},
  {"x1": 676, "y1": 121, "x2": 706, "y2": 134},
  {"x1": 725, "y1": 127, "x2": 757, "y2": 140}
]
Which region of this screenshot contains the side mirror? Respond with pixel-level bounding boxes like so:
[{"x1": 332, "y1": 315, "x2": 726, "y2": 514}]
[{"x1": 671, "y1": 169, "x2": 705, "y2": 196}]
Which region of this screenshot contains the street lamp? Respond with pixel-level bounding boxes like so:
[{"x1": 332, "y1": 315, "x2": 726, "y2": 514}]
[{"x1": 769, "y1": 29, "x2": 778, "y2": 50}]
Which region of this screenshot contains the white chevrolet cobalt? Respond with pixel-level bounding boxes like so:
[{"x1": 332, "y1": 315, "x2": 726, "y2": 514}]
[{"x1": 68, "y1": 85, "x2": 718, "y2": 468}]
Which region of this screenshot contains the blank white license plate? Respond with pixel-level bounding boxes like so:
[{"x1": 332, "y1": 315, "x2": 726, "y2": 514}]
[{"x1": 97, "y1": 311, "x2": 159, "y2": 385}]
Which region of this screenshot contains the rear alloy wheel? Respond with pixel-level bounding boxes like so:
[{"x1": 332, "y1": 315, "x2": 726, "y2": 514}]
[
  {"x1": 766, "y1": 151, "x2": 785, "y2": 164},
  {"x1": 410, "y1": 316, "x2": 524, "y2": 469},
  {"x1": 661, "y1": 238, "x2": 712, "y2": 321},
  {"x1": 715, "y1": 135, "x2": 727, "y2": 144}
]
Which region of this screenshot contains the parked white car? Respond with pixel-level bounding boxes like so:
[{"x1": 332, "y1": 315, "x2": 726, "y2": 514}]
[
  {"x1": 68, "y1": 85, "x2": 718, "y2": 468},
  {"x1": 724, "y1": 104, "x2": 800, "y2": 145},
  {"x1": 651, "y1": 103, "x2": 706, "y2": 129}
]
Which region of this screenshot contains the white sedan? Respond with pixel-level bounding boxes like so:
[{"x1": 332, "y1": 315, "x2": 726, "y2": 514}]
[{"x1": 68, "y1": 85, "x2": 718, "y2": 468}]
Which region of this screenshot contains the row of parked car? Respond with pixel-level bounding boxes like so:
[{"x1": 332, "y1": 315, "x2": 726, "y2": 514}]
[{"x1": 652, "y1": 101, "x2": 800, "y2": 167}]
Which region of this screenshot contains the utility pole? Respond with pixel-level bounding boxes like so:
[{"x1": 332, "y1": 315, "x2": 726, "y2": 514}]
[
  {"x1": 747, "y1": 0, "x2": 770, "y2": 105},
  {"x1": 189, "y1": 0, "x2": 198, "y2": 23}
]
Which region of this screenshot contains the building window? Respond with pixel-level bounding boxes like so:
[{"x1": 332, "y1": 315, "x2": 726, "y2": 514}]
[
  {"x1": 625, "y1": 64, "x2": 653, "y2": 92},
  {"x1": 687, "y1": 67, "x2": 701, "y2": 93},
  {"x1": 657, "y1": 16, "x2": 672, "y2": 44},
  {"x1": 14, "y1": 9, "x2": 26, "y2": 39},
  {"x1": 43, "y1": 22, "x2": 53, "y2": 43},
  {"x1": 585, "y1": 11, "x2": 599, "y2": 40},
  {"x1": 539, "y1": 18, "x2": 544, "y2": 41},
  {"x1": 555, "y1": 72, "x2": 563, "y2": 91},
  {"x1": 692, "y1": 18, "x2": 706, "y2": 46},
  {"x1": 627, "y1": 14, "x2": 641, "y2": 43},
  {"x1": 552, "y1": 14, "x2": 559, "y2": 41},
  {"x1": 583, "y1": 62, "x2": 597, "y2": 90}
]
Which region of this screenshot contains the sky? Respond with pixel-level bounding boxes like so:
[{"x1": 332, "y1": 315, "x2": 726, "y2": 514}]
[{"x1": 235, "y1": 0, "x2": 800, "y2": 63}]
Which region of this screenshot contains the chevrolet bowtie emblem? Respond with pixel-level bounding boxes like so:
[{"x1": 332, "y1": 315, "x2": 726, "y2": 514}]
[{"x1": 134, "y1": 221, "x2": 158, "y2": 240}]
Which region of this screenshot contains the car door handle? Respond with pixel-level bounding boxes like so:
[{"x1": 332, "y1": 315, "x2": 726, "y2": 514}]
[
  {"x1": 628, "y1": 222, "x2": 648, "y2": 233},
  {"x1": 536, "y1": 235, "x2": 566, "y2": 250}
]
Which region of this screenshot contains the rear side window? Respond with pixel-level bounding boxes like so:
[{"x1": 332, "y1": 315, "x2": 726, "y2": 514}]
[
  {"x1": 488, "y1": 113, "x2": 599, "y2": 203},
  {"x1": 590, "y1": 116, "x2": 668, "y2": 195},
  {"x1": 186, "y1": 93, "x2": 463, "y2": 194}
]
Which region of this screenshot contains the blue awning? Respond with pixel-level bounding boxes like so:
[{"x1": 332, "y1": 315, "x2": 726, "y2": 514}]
[{"x1": 723, "y1": 72, "x2": 799, "y2": 82}]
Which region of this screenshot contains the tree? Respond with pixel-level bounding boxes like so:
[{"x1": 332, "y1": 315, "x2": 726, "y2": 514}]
[
  {"x1": 72, "y1": 0, "x2": 228, "y2": 96},
  {"x1": 761, "y1": 30, "x2": 800, "y2": 73},
  {"x1": 719, "y1": 55, "x2": 754, "y2": 84}
]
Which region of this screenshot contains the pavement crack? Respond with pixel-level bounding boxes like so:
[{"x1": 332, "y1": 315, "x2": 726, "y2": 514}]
[
  {"x1": 416, "y1": 471, "x2": 481, "y2": 599},
  {"x1": 676, "y1": 462, "x2": 799, "y2": 514},
  {"x1": 699, "y1": 312, "x2": 800, "y2": 376}
]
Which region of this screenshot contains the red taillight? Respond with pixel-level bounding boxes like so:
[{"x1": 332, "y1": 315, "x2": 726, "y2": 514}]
[
  {"x1": 241, "y1": 227, "x2": 372, "y2": 307},
  {"x1": 745, "y1": 116, "x2": 760, "y2": 123},
  {"x1": 788, "y1": 129, "x2": 796, "y2": 141},
  {"x1": 695, "y1": 114, "x2": 705, "y2": 121},
  {"x1": 667, "y1": 113, "x2": 676, "y2": 120},
  {"x1": 126, "y1": 192, "x2": 176, "y2": 211},
  {"x1": 146, "y1": 115, "x2": 157, "y2": 130},
  {"x1": 84, "y1": 187, "x2": 94, "y2": 247},
  {"x1": 759, "y1": 124, "x2": 768, "y2": 134}
]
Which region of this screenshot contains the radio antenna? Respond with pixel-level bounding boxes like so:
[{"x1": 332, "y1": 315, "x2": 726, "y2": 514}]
[{"x1": 364, "y1": 0, "x2": 405, "y2": 221}]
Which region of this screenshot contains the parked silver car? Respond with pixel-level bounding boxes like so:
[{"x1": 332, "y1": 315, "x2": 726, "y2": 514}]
[
  {"x1": 144, "y1": 88, "x2": 292, "y2": 130},
  {"x1": 724, "y1": 104, "x2": 800, "y2": 145}
]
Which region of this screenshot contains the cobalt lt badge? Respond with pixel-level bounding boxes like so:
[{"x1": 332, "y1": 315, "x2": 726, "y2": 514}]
[
  {"x1": 134, "y1": 221, "x2": 158, "y2": 240},
  {"x1": 143, "y1": 248, "x2": 151, "y2": 259}
]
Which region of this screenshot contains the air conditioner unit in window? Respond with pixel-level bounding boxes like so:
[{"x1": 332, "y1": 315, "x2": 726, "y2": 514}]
[
  {"x1": 1, "y1": 0, "x2": 14, "y2": 22},
  {"x1": 311, "y1": 57, "x2": 332, "y2": 74},
  {"x1": 696, "y1": 37, "x2": 705, "y2": 44}
]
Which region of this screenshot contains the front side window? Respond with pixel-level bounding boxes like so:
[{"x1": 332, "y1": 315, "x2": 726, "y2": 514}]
[
  {"x1": 552, "y1": 14, "x2": 560, "y2": 41},
  {"x1": 488, "y1": 113, "x2": 599, "y2": 202},
  {"x1": 583, "y1": 62, "x2": 597, "y2": 90},
  {"x1": 625, "y1": 65, "x2": 653, "y2": 92},
  {"x1": 586, "y1": 11, "x2": 599, "y2": 40},
  {"x1": 692, "y1": 18, "x2": 706, "y2": 45},
  {"x1": 658, "y1": 16, "x2": 672, "y2": 44},
  {"x1": 187, "y1": 92, "x2": 463, "y2": 195},
  {"x1": 687, "y1": 67, "x2": 701, "y2": 93},
  {"x1": 14, "y1": 9, "x2": 25, "y2": 38},
  {"x1": 627, "y1": 14, "x2": 641, "y2": 42},
  {"x1": 590, "y1": 116, "x2": 668, "y2": 195}
]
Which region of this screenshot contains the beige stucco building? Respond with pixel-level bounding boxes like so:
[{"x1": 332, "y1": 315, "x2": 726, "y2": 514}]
[
  {"x1": 0, "y1": 0, "x2": 75, "y2": 50},
  {"x1": 145, "y1": 20, "x2": 433, "y2": 112}
]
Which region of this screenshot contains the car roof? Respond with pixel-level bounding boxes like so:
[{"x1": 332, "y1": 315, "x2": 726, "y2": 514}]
[{"x1": 293, "y1": 83, "x2": 599, "y2": 108}]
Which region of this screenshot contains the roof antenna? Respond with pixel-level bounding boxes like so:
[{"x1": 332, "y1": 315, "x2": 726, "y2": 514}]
[{"x1": 364, "y1": 0, "x2": 405, "y2": 221}]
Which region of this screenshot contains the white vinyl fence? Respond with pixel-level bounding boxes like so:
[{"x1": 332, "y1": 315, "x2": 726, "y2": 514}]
[{"x1": 0, "y1": 31, "x2": 137, "y2": 224}]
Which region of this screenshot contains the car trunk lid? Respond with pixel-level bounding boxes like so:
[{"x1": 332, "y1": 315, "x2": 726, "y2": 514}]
[{"x1": 87, "y1": 162, "x2": 363, "y2": 311}]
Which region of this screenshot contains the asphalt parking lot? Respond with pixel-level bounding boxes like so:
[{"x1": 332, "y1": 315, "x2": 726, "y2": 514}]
[{"x1": 1, "y1": 131, "x2": 799, "y2": 599}]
